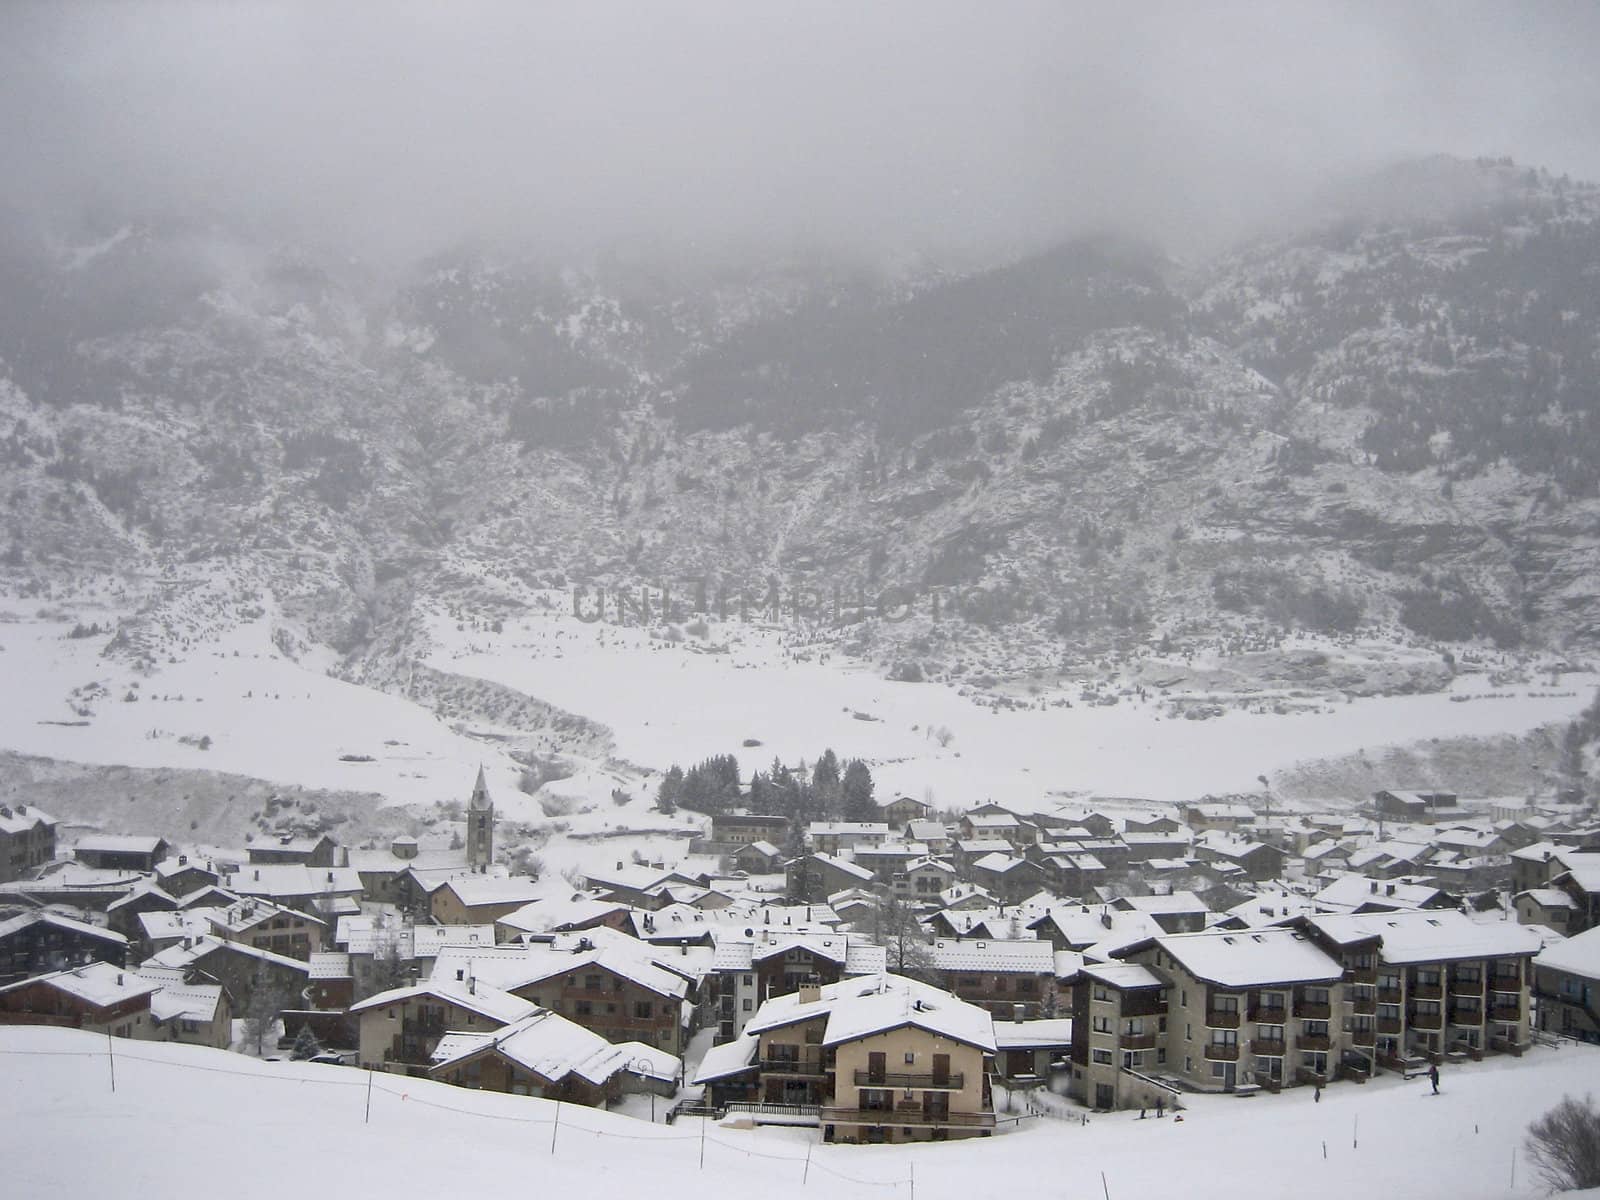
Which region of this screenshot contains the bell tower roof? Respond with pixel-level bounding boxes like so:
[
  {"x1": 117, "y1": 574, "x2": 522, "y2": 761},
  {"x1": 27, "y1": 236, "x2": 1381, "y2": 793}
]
[{"x1": 469, "y1": 765, "x2": 493, "y2": 811}]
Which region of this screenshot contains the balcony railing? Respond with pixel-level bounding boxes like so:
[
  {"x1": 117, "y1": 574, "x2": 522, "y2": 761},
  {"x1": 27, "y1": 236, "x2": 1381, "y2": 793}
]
[
  {"x1": 1347, "y1": 965, "x2": 1377, "y2": 984},
  {"x1": 1294, "y1": 1000, "x2": 1331, "y2": 1020},
  {"x1": 853, "y1": 1070, "x2": 964, "y2": 1090},
  {"x1": 821, "y1": 1106, "x2": 996, "y2": 1129},
  {"x1": 1409, "y1": 1010, "x2": 1443, "y2": 1030},
  {"x1": 761, "y1": 1059, "x2": 829, "y2": 1076},
  {"x1": 1298, "y1": 1035, "x2": 1332, "y2": 1052},
  {"x1": 1203, "y1": 1043, "x2": 1241, "y2": 1062},
  {"x1": 1351, "y1": 996, "x2": 1376, "y2": 1015},
  {"x1": 1449, "y1": 979, "x2": 1483, "y2": 997},
  {"x1": 1411, "y1": 982, "x2": 1443, "y2": 1001},
  {"x1": 1205, "y1": 1010, "x2": 1241, "y2": 1029},
  {"x1": 1490, "y1": 1004, "x2": 1522, "y2": 1023},
  {"x1": 1121, "y1": 1032, "x2": 1157, "y2": 1051},
  {"x1": 1248, "y1": 1005, "x2": 1288, "y2": 1024},
  {"x1": 1351, "y1": 1028, "x2": 1376, "y2": 1047},
  {"x1": 1377, "y1": 1017, "x2": 1403, "y2": 1035},
  {"x1": 1377, "y1": 987, "x2": 1403, "y2": 1004},
  {"x1": 1490, "y1": 977, "x2": 1522, "y2": 995},
  {"x1": 1447, "y1": 1007, "x2": 1483, "y2": 1027},
  {"x1": 1249, "y1": 1038, "x2": 1286, "y2": 1056}
]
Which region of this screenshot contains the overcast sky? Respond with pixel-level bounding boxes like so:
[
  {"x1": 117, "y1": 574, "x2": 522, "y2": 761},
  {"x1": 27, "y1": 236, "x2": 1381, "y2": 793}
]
[{"x1": 4, "y1": 1, "x2": 1599, "y2": 265}]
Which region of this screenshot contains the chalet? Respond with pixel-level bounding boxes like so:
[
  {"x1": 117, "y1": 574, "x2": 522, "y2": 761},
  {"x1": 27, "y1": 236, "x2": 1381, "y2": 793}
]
[
  {"x1": 207, "y1": 897, "x2": 327, "y2": 960},
  {"x1": 153, "y1": 856, "x2": 221, "y2": 899},
  {"x1": 0, "y1": 802, "x2": 58, "y2": 883},
  {"x1": 709, "y1": 814, "x2": 791, "y2": 847},
  {"x1": 1373, "y1": 790, "x2": 1466, "y2": 824},
  {"x1": 0, "y1": 911, "x2": 130, "y2": 984},
  {"x1": 497, "y1": 897, "x2": 633, "y2": 941},
  {"x1": 693, "y1": 1031, "x2": 762, "y2": 1109},
  {"x1": 806, "y1": 822, "x2": 890, "y2": 856},
  {"x1": 1182, "y1": 803, "x2": 1255, "y2": 833},
  {"x1": 1515, "y1": 888, "x2": 1578, "y2": 930},
  {"x1": 351, "y1": 977, "x2": 535, "y2": 1075},
  {"x1": 106, "y1": 879, "x2": 179, "y2": 939},
  {"x1": 1123, "y1": 813, "x2": 1183, "y2": 835},
  {"x1": 990, "y1": 1017, "x2": 1074, "y2": 1083},
  {"x1": 1549, "y1": 861, "x2": 1600, "y2": 933},
  {"x1": 247, "y1": 834, "x2": 341, "y2": 867},
  {"x1": 968, "y1": 853, "x2": 1046, "y2": 905},
  {"x1": 225, "y1": 863, "x2": 365, "y2": 915},
  {"x1": 827, "y1": 888, "x2": 880, "y2": 926},
  {"x1": 431, "y1": 876, "x2": 544, "y2": 925},
  {"x1": 582, "y1": 863, "x2": 701, "y2": 909},
  {"x1": 727, "y1": 975, "x2": 998, "y2": 1142},
  {"x1": 891, "y1": 857, "x2": 957, "y2": 902},
  {"x1": 958, "y1": 810, "x2": 1029, "y2": 846},
  {"x1": 143, "y1": 934, "x2": 311, "y2": 1009},
  {"x1": 73, "y1": 835, "x2": 169, "y2": 873},
  {"x1": 786, "y1": 853, "x2": 874, "y2": 903},
  {"x1": 138, "y1": 966, "x2": 232, "y2": 1049},
  {"x1": 429, "y1": 1008, "x2": 680, "y2": 1104},
  {"x1": 1192, "y1": 832, "x2": 1286, "y2": 882},
  {"x1": 348, "y1": 837, "x2": 473, "y2": 909},
  {"x1": 1533, "y1": 925, "x2": 1600, "y2": 1044},
  {"x1": 1121, "y1": 832, "x2": 1194, "y2": 863},
  {"x1": 1313, "y1": 875, "x2": 1454, "y2": 914},
  {"x1": 731, "y1": 840, "x2": 785, "y2": 874},
  {"x1": 906, "y1": 821, "x2": 952, "y2": 853},
  {"x1": 1109, "y1": 892, "x2": 1207, "y2": 934},
  {"x1": 878, "y1": 795, "x2": 933, "y2": 830},
  {"x1": 928, "y1": 937, "x2": 1058, "y2": 1019},
  {"x1": 0, "y1": 961, "x2": 159, "y2": 1037},
  {"x1": 709, "y1": 931, "x2": 886, "y2": 1040}
]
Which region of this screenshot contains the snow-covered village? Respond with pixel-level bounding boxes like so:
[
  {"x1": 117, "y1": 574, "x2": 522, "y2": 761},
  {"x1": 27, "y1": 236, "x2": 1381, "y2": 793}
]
[{"x1": 8, "y1": 4, "x2": 1600, "y2": 1198}]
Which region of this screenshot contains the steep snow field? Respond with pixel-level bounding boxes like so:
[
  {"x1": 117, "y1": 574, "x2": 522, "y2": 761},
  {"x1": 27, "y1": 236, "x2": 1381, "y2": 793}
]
[
  {"x1": 4, "y1": 1026, "x2": 1596, "y2": 1199},
  {"x1": 427, "y1": 607, "x2": 1595, "y2": 806}
]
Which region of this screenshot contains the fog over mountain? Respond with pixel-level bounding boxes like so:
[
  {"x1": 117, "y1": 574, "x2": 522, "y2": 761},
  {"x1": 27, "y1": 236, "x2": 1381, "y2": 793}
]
[{"x1": 5, "y1": 1, "x2": 1600, "y2": 265}]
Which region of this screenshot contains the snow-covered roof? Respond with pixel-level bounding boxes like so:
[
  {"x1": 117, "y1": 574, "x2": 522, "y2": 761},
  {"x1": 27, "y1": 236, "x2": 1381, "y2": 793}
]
[
  {"x1": 430, "y1": 1008, "x2": 678, "y2": 1087},
  {"x1": 226, "y1": 864, "x2": 363, "y2": 898},
  {"x1": 1081, "y1": 962, "x2": 1166, "y2": 990},
  {"x1": 691, "y1": 1034, "x2": 760, "y2": 1084},
  {"x1": 0, "y1": 804, "x2": 56, "y2": 834},
  {"x1": 349, "y1": 977, "x2": 536, "y2": 1025},
  {"x1": 146, "y1": 979, "x2": 225, "y2": 1023},
  {"x1": 308, "y1": 951, "x2": 352, "y2": 979},
  {"x1": 145, "y1": 934, "x2": 310, "y2": 976},
  {"x1": 1517, "y1": 888, "x2": 1576, "y2": 909},
  {"x1": 74, "y1": 835, "x2": 165, "y2": 854},
  {"x1": 412, "y1": 924, "x2": 496, "y2": 956},
  {"x1": 739, "y1": 840, "x2": 782, "y2": 858},
  {"x1": 436, "y1": 876, "x2": 543, "y2": 908},
  {"x1": 821, "y1": 983, "x2": 995, "y2": 1052},
  {"x1": 1114, "y1": 892, "x2": 1205, "y2": 915},
  {"x1": 991, "y1": 1018, "x2": 1073, "y2": 1048},
  {"x1": 1153, "y1": 929, "x2": 1344, "y2": 987},
  {"x1": 1313, "y1": 875, "x2": 1446, "y2": 912},
  {"x1": 0, "y1": 961, "x2": 158, "y2": 1008},
  {"x1": 929, "y1": 938, "x2": 1054, "y2": 973},
  {"x1": 1302, "y1": 910, "x2": 1544, "y2": 964},
  {"x1": 0, "y1": 910, "x2": 127, "y2": 946},
  {"x1": 971, "y1": 852, "x2": 1027, "y2": 874},
  {"x1": 805, "y1": 853, "x2": 873, "y2": 881},
  {"x1": 1534, "y1": 925, "x2": 1600, "y2": 980}
]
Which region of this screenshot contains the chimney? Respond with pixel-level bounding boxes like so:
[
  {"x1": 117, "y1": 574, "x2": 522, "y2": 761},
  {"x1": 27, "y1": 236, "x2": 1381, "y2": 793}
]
[
  {"x1": 456, "y1": 969, "x2": 465, "y2": 981},
  {"x1": 117, "y1": 974, "x2": 124, "y2": 987},
  {"x1": 468, "y1": 975, "x2": 476, "y2": 995},
  {"x1": 1370, "y1": 881, "x2": 1378, "y2": 893},
  {"x1": 178, "y1": 854, "x2": 188, "y2": 866},
  {"x1": 798, "y1": 983, "x2": 821, "y2": 1004}
]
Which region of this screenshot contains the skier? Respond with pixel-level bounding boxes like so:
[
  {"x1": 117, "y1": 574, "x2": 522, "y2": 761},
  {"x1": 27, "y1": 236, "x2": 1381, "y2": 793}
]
[
  {"x1": 1429, "y1": 1063, "x2": 1440, "y2": 1095},
  {"x1": 1314, "y1": 1084, "x2": 1321, "y2": 1104}
]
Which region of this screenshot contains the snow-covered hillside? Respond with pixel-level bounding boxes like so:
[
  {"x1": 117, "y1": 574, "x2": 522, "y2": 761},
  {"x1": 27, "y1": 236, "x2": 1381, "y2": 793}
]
[{"x1": 4, "y1": 1025, "x2": 1595, "y2": 1199}]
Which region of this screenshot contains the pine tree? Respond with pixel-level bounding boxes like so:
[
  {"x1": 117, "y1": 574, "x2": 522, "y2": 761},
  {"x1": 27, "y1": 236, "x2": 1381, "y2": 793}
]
[
  {"x1": 656, "y1": 765, "x2": 683, "y2": 814},
  {"x1": 291, "y1": 1022, "x2": 322, "y2": 1060},
  {"x1": 842, "y1": 759, "x2": 876, "y2": 822}
]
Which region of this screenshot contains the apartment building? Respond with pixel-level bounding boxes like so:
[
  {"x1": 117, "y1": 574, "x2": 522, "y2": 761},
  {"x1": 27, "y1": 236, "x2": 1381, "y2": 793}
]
[
  {"x1": 1067, "y1": 961, "x2": 1171, "y2": 1110},
  {"x1": 709, "y1": 931, "x2": 885, "y2": 1041},
  {"x1": 1533, "y1": 924, "x2": 1600, "y2": 1043},
  {"x1": 351, "y1": 976, "x2": 535, "y2": 1074},
  {"x1": 727, "y1": 974, "x2": 997, "y2": 1143},
  {"x1": 927, "y1": 937, "x2": 1060, "y2": 1019}
]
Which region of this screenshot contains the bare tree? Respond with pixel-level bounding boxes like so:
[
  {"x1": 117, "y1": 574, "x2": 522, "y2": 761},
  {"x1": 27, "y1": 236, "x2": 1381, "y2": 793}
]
[
  {"x1": 1526, "y1": 1094, "x2": 1600, "y2": 1193},
  {"x1": 872, "y1": 892, "x2": 935, "y2": 981},
  {"x1": 242, "y1": 979, "x2": 291, "y2": 1056}
]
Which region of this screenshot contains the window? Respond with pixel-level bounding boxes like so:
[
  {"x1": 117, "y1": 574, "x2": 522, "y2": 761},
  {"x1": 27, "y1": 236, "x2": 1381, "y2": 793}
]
[
  {"x1": 742, "y1": 974, "x2": 753, "y2": 986},
  {"x1": 741, "y1": 998, "x2": 753, "y2": 1012},
  {"x1": 635, "y1": 1002, "x2": 653, "y2": 1019},
  {"x1": 575, "y1": 1001, "x2": 593, "y2": 1016},
  {"x1": 1093, "y1": 986, "x2": 1110, "y2": 1003},
  {"x1": 1092, "y1": 1049, "x2": 1113, "y2": 1065},
  {"x1": 904, "y1": 1052, "x2": 915, "y2": 1065},
  {"x1": 1092, "y1": 1015, "x2": 1111, "y2": 1034},
  {"x1": 1157, "y1": 1048, "x2": 1167, "y2": 1065},
  {"x1": 1158, "y1": 1017, "x2": 1167, "y2": 1033}
]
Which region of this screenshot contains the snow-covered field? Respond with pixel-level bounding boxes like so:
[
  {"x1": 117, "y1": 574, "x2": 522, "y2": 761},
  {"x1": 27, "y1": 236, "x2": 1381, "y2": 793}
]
[
  {"x1": 0, "y1": 606, "x2": 530, "y2": 811},
  {"x1": 428, "y1": 606, "x2": 1595, "y2": 807},
  {"x1": 4, "y1": 1025, "x2": 1596, "y2": 1199}
]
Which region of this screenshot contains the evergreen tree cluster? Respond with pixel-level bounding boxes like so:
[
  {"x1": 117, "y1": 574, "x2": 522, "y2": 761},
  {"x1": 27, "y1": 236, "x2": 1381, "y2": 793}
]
[{"x1": 655, "y1": 746, "x2": 879, "y2": 832}]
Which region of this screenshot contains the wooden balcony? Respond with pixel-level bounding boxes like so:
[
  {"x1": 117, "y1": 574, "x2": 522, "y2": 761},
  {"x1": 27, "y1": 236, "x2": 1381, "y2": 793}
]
[
  {"x1": 1203, "y1": 1043, "x2": 1240, "y2": 1062},
  {"x1": 853, "y1": 1070, "x2": 964, "y2": 1090},
  {"x1": 822, "y1": 1106, "x2": 996, "y2": 1130},
  {"x1": 1247, "y1": 1005, "x2": 1288, "y2": 1024},
  {"x1": 1490, "y1": 1004, "x2": 1522, "y2": 1023},
  {"x1": 1377, "y1": 987, "x2": 1403, "y2": 1004},
  {"x1": 1490, "y1": 976, "x2": 1522, "y2": 995},
  {"x1": 1449, "y1": 979, "x2": 1484, "y2": 998},
  {"x1": 1447, "y1": 1007, "x2": 1483, "y2": 1027},
  {"x1": 1351, "y1": 995, "x2": 1376, "y2": 1015},
  {"x1": 1351, "y1": 1028, "x2": 1376, "y2": 1047},
  {"x1": 1249, "y1": 1037, "x2": 1286, "y2": 1056},
  {"x1": 1347, "y1": 965, "x2": 1377, "y2": 984},
  {"x1": 1298, "y1": 1035, "x2": 1332, "y2": 1052},
  {"x1": 1120, "y1": 1032, "x2": 1157, "y2": 1051},
  {"x1": 1377, "y1": 1017, "x2": 1403, "y2": 1035},
  {"x1": 1205, "y1": 1010, "x2": 1241, "y2": 1029},
  {"x1": 1293, "y1": 1000, "x2": 1331, "y2": 1020},
  {"x1": 1408, "y1": 1009, "x2": 1443, "y2": 1031},
  {"x1": 1411, "y1": 982, "x2": 1443, "y2": 1001},
  {"x1": 1121, "y1": 992, "x2": 1167, "y2": 1018}
]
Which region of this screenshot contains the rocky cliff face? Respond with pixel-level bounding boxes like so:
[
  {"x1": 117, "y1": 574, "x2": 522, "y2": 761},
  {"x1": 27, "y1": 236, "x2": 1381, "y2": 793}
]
[{"x1": 1, "y1": 157, "x2": 1596, "y2": 705}]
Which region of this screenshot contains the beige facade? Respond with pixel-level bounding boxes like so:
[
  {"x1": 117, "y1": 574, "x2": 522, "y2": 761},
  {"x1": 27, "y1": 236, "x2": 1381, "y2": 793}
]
[{"x1": 824, "y1": 1024, "x2": 992, "y2": 1143}]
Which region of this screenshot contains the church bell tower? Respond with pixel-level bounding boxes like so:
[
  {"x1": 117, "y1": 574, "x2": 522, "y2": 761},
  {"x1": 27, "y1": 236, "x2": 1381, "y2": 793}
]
[{"x1": 467, "y1": 766, "x2": 494, "y2": 872}]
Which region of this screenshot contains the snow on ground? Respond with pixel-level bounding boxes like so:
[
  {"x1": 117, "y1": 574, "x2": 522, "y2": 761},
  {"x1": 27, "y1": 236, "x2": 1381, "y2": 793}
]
[
  {"x1": 0, "y1": 607, "x2": 529, "y2": 811},
  {"x1": 4, "y1": 1025, "x2": 1597, "y2": 1199},
  {"x1": 427, "y1": 606, "x2": 1597, "y2": 806}
]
